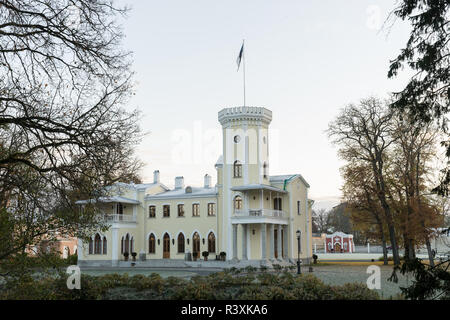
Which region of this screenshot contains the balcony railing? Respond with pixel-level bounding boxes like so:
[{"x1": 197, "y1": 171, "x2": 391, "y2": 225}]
[
  {"x1": 235, "y1": 209, "x2": 286, "y2": 219},
  {"x1": 105, "y1": 214, "x2": 136, "y2": 223}
]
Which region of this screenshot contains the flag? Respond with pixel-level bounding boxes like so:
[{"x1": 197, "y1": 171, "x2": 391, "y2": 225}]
[{"x1": 236, "y1": 42, "x2": 244, "y2": 71}]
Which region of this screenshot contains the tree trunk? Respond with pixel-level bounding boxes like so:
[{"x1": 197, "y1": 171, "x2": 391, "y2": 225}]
[
  {"x1": 425, "y1": 237, "x2": 435, "y2": 267},
  {"x1": 388, "y1": 224, "x2": 401, "y2": 266},
  {"x1": 381, "y1": 232, "x2": 388, "y2": 265}
]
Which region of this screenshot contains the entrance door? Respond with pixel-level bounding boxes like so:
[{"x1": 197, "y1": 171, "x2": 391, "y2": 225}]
[
  {"x1": 274, "y1": 229, "x2": 278, "y2": 259},
  {"x1": 334, "y1": 243, "x2": 341, "y2": 253},
  {"x1": 192, "y1": 232, "x2": 200, "y2": 260},
  {"x1": 163, "y1": 233, "x2": 170, "y2": 259}
]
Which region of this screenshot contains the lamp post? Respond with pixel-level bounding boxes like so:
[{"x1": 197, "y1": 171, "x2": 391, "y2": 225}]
[{"x1": 296, "y1": 229, "x2": 301, "y2": 274}]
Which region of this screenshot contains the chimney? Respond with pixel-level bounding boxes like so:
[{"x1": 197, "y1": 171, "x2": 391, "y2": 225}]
[
  {"x1": 153, "y1": 170, "x2": 160, "y2": 183},
  {"x1": 175, "y1": 176, "x2": 184, "y2": 189},
  {"x1": 204, "y1": 174, "x2": 211, "y2": 188}
]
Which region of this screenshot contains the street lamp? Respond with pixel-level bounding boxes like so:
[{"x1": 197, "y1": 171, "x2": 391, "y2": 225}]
[{"x1": 296, "y1": 229, "x2": 301, "y2": 274}]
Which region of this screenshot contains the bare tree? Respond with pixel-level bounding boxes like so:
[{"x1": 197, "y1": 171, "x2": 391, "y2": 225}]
[
  {"x1": 312, "y1": 208, "x2": 330, "y2": 234},
  {"x1": 0, "y1": 1, "x2": 143, "y2": 264}
]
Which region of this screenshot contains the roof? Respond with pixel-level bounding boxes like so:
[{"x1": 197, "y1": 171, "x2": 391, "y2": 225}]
[
  {"x1": 231, "y1": 184, "x2": 287, "y2": 193},
  {"x1": 215, "y1": 155, "x2": 223, "y2": 167},
  {"x1": 107, "y1": 181, "x2": 170, "y2": 192},
  {"x1": 326, "y1": 231, "x2": 353, "y2": 238},
  {"x1": 146, "y1": 186, "x2": 218, "y2": 200},
  {"x1": 269, "y1": 174, "x2": 310, "y2": 188},
  {"x1": 75, "y1": 196, "x2": 140, "y2": 205}
]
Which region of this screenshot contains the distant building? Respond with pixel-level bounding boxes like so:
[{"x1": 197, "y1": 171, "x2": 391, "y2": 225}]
[
  {"x1": 27, "y1": 236, "x2": 78, "y2": 258},
  {"x1": 325, "y1": 231, "x2": 354, "y2": 253}
]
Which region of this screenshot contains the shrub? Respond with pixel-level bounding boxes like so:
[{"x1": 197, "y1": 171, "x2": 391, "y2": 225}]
[{"x1": 0, "y1": 269, "x2": 381, "y2": 300}]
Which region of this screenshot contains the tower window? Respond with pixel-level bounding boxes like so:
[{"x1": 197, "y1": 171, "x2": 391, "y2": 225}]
[
  {"x1": 263, "y1": 162, "x2": 268, "y2": 179},
  {"x1": 233, "y1": 160, "x2": 242, "y2": 178},
  {"x1": 234, "y1": 196, "x2": 243, "y2": 212}
]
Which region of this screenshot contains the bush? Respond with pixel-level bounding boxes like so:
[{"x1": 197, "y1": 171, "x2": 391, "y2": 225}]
[
  {"x1": 67, "y1": 254, "x2": 78, "y2": 266},
  {"x1": 0, "y1": 270, "x2": 380, "y2": 300}
]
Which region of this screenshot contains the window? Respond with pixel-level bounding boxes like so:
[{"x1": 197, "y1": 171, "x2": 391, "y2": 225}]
[
  {"x1": 234, "y1": 196, "x2": 243, "y2": 212},
  {"x1": 94, "y1": 234, "x2": 102, "y2": 254},
  {"x1": 207, "y1": 203, "x2": 215, "y2": 216},
  {"x1": 192, "y1": 203, "x2": 200, "y2": 217},
  {"x1": 148, "y1": 234, "x2": 155, "y2": 254},
  {"x1": 233, "y1": 160, "x2": 242, "y2": 178},
  {"x1": 274, "y1": 197, "x2": 282, "y2": 211},
  {"x1": 116, "y1": 203, "x2": 123, "y2": 215},
  {"x1": 297, "y1": 200, "x2": 301, "y2": 215},
  {"x1": 208, "y1": 232, "x2": 216, "y2": 253},
  {"x1": 177, "y1": 204, "x2": 185, "y2": 217},
  {"x1": 192, "y1": 232, "x2": 200, "y2": 259},
  {"x1": 149, "y1": 205, "x2": 156, "y2": 218},
  {"x1": 163, "y1": 205, "x2": 170, "y2": 217},
  {"x1": 263, "y1": 162, "x2": 268, "y2": 179},
  {"x1": 102, "y1": 236, "x2": 107, "y2": 254},
  {"x1": 177, "y1": 233, "x2": 185, "y2": 253},
  {"x1": 121, "y1": 234, "x2": 131, "y2": 254}
]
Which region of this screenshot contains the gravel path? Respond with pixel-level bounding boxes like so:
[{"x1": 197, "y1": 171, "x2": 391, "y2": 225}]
[{"x1": 310, "y1": 265, "x2": 409, "y2": 299}]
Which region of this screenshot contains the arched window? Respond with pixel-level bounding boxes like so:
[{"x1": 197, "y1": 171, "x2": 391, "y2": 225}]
[
  {"x1": 94, "y1": 234, "x2": 102, "y2": 254},
  {"x1": 130, "y1": 236, "x2": 134, "y2": 253},
  {"x1": 208, "y1": 232, "x2": 216, "y2": 253},
  {"x1": 149, "y1": 234, "x2": 156, "y2": 253},
  {"x1": 163, "y1": 233, "x2": 170, "y2": 259},
  {"x1": 102, "y1": 236, "x2": 107, "y2": 254},
  {"x1": 234, "y1": 195, "x2": 243, "y2": 212},
  {"x1": 192, "y1": 232, "x2": 200, "y2": 259},
  {"x1": 263, "y1": 162, "x2": 268, "y2": 179},
  {"x1": 122, "y1": 234, "x2": 130, "y2": 254},
  {"x1": 177, "y1": 233, "x2": 185, "y2": 253},
  {"x1": 233, "y1": 160, "x2": 242, "y2": 178}
]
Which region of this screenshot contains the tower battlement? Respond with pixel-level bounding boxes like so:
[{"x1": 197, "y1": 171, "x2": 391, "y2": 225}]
[{"x1": 218, "y1": 106, "x2": 272, "y2": 126}]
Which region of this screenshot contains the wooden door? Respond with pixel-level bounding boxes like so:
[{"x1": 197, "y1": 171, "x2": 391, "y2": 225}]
[
  {"x1": 192, "y1": 232, "x2": 200, "y2": 259},
  {"x1": 274, "y1": 229, "x2": 278, "y2": 259},
  {"x1": 334, "y1": 243, "x2": 341, "y2": 253},
  {"x1": 163, "y1": 233, "x2": 170, "y2": 259}
]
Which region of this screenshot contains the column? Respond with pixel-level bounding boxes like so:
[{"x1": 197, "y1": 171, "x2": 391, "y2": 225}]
[
  {"x1": 276, "y1": 225, "x2": 282, "y2": 261},
  {"x1": 112, "y1": 227, "x2": 118, "y2": 266},
  {"x1": 232, "y1": 224, "x2": 238, "y2": 260},
  {"x1": 242, "y1": 224, "x2": 248, "y2": 260},
  {"x1": 77, "y1": 239, "x2": 83, "y2": 261},
  {"x1": 283, "y1": 225, "x2": 288, "y2": 259},
  {"x1": 261, "y1": 223, "x2": 267, "y2": 260},
  {"x1": 269, "y1": 224, "x2": 274, "y2": 260}
]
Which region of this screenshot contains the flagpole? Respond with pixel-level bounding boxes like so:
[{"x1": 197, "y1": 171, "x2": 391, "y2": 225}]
[{"x1": 243, "y1": 39, "x2": 246, "y2": 107}]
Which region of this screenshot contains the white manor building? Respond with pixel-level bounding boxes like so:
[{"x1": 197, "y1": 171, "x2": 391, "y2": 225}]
[{"x1": 77, "y1": 107, "x2": 313, "y2": 267}]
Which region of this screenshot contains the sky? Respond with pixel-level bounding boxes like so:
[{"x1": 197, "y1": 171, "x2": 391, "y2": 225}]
[{"x1": 114, "y1": 0, "x2": 413, "y2": 210}]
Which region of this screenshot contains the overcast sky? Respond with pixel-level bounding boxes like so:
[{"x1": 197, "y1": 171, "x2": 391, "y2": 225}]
[{"x1": 115, "y1": 0, "x2": 412, "y2": 210}]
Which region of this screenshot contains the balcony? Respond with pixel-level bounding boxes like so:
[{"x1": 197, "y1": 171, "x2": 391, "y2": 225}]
[
  {"x1": 105, "y1": 214, "x2": 136, "y2": 223},
  {"x1": 232, "y1": 209, "x2": 288, "y2": 225}
]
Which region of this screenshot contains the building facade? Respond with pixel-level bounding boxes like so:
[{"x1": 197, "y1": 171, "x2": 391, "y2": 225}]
[{"x1": 77, "y1": 107, "x2": 313, "y2": 267}]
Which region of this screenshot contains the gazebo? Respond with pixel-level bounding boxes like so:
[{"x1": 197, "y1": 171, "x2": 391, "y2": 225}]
[{"x1": 325, "y1": 232, "x2": 355, "y2": 253}]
